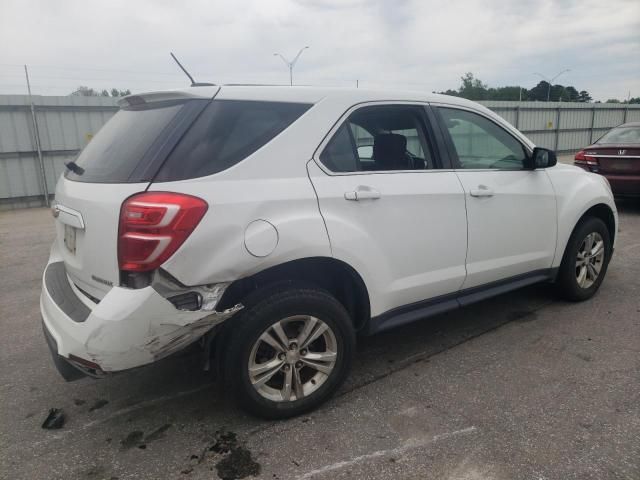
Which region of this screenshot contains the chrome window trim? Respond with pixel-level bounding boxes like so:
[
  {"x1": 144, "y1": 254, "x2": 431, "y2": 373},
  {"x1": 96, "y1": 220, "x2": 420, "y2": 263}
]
[{"x1": 588, "y1": 155, "x2": 640, "y2": 159}]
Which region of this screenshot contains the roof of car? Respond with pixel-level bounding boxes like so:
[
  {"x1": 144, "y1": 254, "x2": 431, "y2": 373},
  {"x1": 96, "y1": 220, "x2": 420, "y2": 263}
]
[
  {"x1": 619, "y1": 121, "x2": 640, "y2": 127},
  {"x1": 129, "y1": 84, "x2": 482, "y2": 109}
]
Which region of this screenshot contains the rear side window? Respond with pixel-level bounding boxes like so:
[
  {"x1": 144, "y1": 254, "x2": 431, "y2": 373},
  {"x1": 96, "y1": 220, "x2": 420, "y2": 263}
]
[
  {"x1": 154, "y1": 100, "x2": 312, "y2": 181},
  {"x1": 65, "y1": 101, "x2": 188, "y2": 183},
  {"x1": 597, "y1": 126, "x2": 640, "y2": 144}
]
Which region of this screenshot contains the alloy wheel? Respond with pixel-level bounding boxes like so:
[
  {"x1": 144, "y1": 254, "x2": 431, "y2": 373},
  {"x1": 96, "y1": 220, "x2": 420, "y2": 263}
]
[
  {"x1": 575, "y1": 231, "x2": 605, "y2": 289},
  {"x1": 248, "y1": 315, "x2": 338, "y2": 402}
]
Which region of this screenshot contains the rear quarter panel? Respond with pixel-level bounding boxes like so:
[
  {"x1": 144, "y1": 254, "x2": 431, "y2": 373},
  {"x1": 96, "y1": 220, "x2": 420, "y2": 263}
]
[{"x1": 147, "y1": 97, "x2": 343, "y2": 286}]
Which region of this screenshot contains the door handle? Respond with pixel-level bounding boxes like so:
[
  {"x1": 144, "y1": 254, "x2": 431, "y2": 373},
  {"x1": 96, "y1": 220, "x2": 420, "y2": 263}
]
[
  {"x1": 344, "y1": 187, "x2": 381, "y2": 201},
  {"x1": 469, "y1": 185, "x2": 494, "y2": 197}
]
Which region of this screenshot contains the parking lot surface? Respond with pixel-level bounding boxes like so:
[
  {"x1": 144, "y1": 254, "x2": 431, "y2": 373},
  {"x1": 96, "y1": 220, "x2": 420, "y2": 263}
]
[{"x1": 1, "y1": 202, "x2": 639, "y2": 480}]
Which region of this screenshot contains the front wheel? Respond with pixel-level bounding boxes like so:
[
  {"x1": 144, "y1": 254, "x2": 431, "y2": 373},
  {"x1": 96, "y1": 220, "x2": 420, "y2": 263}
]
[
  {"x1": 555, "y1": 216, "x2": 612, "y2": 301},
  {"x1": 223, "y1": 286, "x2": 355, "y2": 419}
]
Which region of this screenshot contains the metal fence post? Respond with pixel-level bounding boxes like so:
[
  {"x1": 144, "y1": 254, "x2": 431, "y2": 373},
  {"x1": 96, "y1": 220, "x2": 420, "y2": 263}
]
[
  {"x1": 554, "y1": 106, "x2": 561, "y2": 151},
  {"x1": 589, "y1": 105, "x2": 596, "y2": 144},
  {"x1": 623, "y1": 106, "x2": 628, "y2": 124},
  {"x1": 24, "y1": 65, "x2": 49, "y2": 207},
  {"x1": 515, "y1": 105, "x2": 520, "y2": 129}
]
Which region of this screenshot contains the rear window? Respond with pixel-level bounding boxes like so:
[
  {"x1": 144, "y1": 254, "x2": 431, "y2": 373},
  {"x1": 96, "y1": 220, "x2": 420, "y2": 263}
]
[
  {"x1": 597, "y1": 126, "x2": 640, "y2": 144},
  {"x1": 154, "y1": 100, "x2": 311, "y2": 181},
  {"x1": 65, "y1": 101, "x2": 190, "y2": 183}
]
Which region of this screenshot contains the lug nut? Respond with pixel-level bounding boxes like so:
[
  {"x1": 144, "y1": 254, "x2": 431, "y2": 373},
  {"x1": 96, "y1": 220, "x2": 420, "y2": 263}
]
[
  {"x1": 278, "y1": 353, "x2": 285, "y2": 361},
  {"x1": 289, "y1": 343, "x2": 298, "y2": 351},
  {"x1": 295, "y1": 361, "x2": 303, "y2": 369},
  {"x1": 300, "y1": 349, "x2": 308, "y2": 356},
  {"x1": 283, "y1": 364, "x2": 290, "y2": 371}
]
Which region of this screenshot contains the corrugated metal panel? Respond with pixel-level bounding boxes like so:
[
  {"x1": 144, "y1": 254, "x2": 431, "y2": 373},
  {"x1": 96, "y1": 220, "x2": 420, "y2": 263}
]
[
  {"x1": 559, "y1": 108, "x2": 592, "y2": 129},
  {"x1": 0, "y1": 95, "x2": 118, "y2": 203},
  {"x1": 517, "y1": 108, "x2": 558, "y2": 132},
  {"x1": 1, "y1": 95, "x2": 640, "y2": 208},
  {"x1": 593, "y1": 108, "x2": 626, "y2": 128},
  {"x1": 487, "y1": 108, "x2": 517, "y2": 126},
  {"x1": 626, "y1": 109, "x2": 640, "y2": 122},
  {"x1": 558, "y1": 130, "x2": 592, "y2": 151},
  {"x1": 522, "y1": 131, "x2": 556, "y2": 150}
]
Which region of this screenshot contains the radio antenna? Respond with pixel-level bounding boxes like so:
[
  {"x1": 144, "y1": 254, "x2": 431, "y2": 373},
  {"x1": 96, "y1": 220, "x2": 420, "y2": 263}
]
[{"x1": 170, "y1": 52, "x2": 215, "y2": 86}]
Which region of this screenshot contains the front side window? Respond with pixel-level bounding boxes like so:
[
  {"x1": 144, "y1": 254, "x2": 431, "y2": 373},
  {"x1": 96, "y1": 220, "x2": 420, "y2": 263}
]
[
  {"x1": 319, "y1": 105, "x2": 434, "y2": 173},
  {"x1": 438, "y1": 107, "x2": 528, "y2": 170}
]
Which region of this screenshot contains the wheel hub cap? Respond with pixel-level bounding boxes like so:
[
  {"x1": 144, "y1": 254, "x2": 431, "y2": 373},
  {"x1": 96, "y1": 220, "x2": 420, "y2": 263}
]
[
  {"x1": 248, "y1": 315, "x2": 338, "y2": 403},
  {"x1": 575, "y1": 231, "x2": 605, "y2": 289}
]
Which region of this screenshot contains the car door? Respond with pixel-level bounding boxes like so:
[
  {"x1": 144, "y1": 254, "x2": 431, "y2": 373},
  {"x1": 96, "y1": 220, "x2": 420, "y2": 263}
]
[
  {"x1": 307, "y1": 103, "x2": 468, "y2": 319},
  {"x1": 434, "y1": 105, "x2": 557, "y2": 289}
]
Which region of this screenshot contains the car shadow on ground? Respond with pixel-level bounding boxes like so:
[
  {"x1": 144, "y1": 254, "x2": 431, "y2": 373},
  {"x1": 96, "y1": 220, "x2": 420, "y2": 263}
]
[
  {"x1": 60, "y1": 281, "x2": 556, "y2": 428},
  {"x1": 615, "y1": 197, "x2": 640, "y2": 214}
]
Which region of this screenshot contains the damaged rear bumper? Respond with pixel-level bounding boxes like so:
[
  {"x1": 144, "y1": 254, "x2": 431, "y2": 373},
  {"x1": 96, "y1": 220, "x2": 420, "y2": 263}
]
[{"x1": 40, "y1": 260, "x2": 240, "y2": 378}]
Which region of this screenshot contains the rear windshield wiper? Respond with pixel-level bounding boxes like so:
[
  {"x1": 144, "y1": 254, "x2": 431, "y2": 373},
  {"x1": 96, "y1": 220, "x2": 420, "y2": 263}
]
[{"x1": 64, "y1": 161, "x2": 85, "y2": 175}]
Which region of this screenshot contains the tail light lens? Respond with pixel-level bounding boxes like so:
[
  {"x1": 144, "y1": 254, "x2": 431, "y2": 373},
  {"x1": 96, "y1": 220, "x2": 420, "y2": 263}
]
[
  {"x1": 118, "y1": 192, "x2": 208, "y2": 272},
  {"x1": 574, "y1": 150, "x2": 598, "y2": 166}
]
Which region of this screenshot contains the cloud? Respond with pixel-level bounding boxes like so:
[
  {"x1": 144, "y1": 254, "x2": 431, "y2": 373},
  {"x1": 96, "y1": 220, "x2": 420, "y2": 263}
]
[{"x1": 0, "y1": 0, "x2": 638, "y2": 100}]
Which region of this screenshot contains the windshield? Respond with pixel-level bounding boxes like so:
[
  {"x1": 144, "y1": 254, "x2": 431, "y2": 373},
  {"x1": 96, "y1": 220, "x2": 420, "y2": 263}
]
[{"x1": 597, "y1": 126, "x2": 640, "y2": 144}]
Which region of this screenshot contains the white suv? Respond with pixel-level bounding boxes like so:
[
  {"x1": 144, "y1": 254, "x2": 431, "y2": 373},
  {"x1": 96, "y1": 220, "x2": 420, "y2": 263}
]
[{"x1": 41, "y1": 86, "x2": 617, "y2": 418}]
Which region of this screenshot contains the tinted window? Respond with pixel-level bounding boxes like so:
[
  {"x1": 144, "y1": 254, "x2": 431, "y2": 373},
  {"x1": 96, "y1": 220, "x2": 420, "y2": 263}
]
[
  {"x1": 439, "y1": 108, "x2": 527, "y2": 170},
  {"x1": 155, "y1": 100, "x2": 311, "y2": 181},
  {"x1": 319, "y1": 105, "x2": 434, "y2": 172},
  {"x1": 597, "y1": 126, "x2": 640, "y2": 144},
  {"x1": 319, "y1": 124, "x2": 359, "y2": 172},
  {"x1": 65, "y1": 102, "x2": 185, "y2": 183}
]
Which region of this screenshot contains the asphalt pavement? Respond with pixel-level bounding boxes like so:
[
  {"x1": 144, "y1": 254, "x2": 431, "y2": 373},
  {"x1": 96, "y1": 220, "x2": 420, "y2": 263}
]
[{"x1": 1, "y1": 200, "x2": 638, "y2": 480}]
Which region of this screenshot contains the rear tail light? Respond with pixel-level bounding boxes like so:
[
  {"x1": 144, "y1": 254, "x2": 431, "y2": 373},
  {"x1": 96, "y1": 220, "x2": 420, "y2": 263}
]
[
  {"x1": 118, "y1": 192, "x2": 208, "y2": 272},
  {"x1": 574, "y1": 150, "x2": 599, "y2": 166}
]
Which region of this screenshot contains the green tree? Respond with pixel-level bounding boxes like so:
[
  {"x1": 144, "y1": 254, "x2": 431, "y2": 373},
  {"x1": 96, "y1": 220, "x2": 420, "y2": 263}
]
[
  {"x1": 458, "y1": 72, "x2": 489, "y2": 100},
  {"x1": 564, "y1": 86, "x2": 580, "y2": 102},
  {"x1": 70, "y1": 86, "x2": 100, "y2": 96},
  {"x1": 487, "y1": 86, "x2": 527, "y2": 101},
  {"x1": 605, "y1": 98, "x2": 621, "y2": 103},
  {"x1": 69, "y1": 86, "x2": 131, "y2": 97},
  {"x1": 439, "y1": 89, "x2": 459, "y2": 97},
  {"x1": 578, "y1": 90, "x2": 592, "y2": 102},
  {"x1": 528, "y1": 81, "x2": 551, "y2": 101},
  {"x1": 628, "y1": 97, "x2": 640, "y2": 104},
  {"x1": 438, "y1": 75, "x2": 592, "y2": 102}
]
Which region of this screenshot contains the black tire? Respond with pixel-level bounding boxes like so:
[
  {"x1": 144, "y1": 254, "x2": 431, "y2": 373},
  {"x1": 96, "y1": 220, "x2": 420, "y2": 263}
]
[
  {"x1": 222, "y1": 284, "x2": 355, "y2": 419},
  {"x1": 555, "y1": 216, "x2": 612, "y2": 301}
]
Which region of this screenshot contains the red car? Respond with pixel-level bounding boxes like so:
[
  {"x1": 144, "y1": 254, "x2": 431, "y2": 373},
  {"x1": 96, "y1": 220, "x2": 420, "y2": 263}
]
[{"x1": 575, "y1": 122, "x2": 640, "y2": 197}]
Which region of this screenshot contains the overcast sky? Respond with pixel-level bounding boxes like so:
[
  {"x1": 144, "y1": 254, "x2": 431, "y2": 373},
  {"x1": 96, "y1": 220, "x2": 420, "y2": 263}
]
[{"x1": 1, "y1": 0, "x2": 638, "y2": 101}]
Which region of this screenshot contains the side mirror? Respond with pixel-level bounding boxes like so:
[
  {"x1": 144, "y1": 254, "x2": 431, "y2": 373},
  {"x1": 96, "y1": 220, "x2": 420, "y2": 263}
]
[{"x1": 528, "y1": 147, "x2": 557, "y2": 169}]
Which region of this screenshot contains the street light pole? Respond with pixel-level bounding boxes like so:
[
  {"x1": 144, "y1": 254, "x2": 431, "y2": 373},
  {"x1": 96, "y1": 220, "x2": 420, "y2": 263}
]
[
  {"x1": 534, "y1": 69, "x2": 571, "y2": 101},
  {"x1": 274, "y1": 46, "x2": 309, "y2": 86}
]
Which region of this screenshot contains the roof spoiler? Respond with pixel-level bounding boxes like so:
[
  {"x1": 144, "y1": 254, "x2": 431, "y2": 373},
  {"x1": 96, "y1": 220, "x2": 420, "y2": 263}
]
[{"x1": 118, "y1": 88, "x2": 220, "y2": 108}]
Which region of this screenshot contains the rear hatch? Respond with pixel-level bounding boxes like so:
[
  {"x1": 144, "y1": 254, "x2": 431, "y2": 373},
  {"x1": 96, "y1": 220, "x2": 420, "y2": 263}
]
[
  {"x1": 584, "y1": 146, "x2": 640, "y2": 175},
  {"x1": 53, "y1": 89, "x2": 217, "y2": 300}
]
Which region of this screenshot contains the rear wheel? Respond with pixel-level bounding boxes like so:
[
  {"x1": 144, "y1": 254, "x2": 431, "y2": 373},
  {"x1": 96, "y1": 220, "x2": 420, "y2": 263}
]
[
  {"x1": 223, "y1": 285, "x2": 355, "y2": 419},
  {"x1": 556, "y1": 216, "x2": 611, "y2": 301}
]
